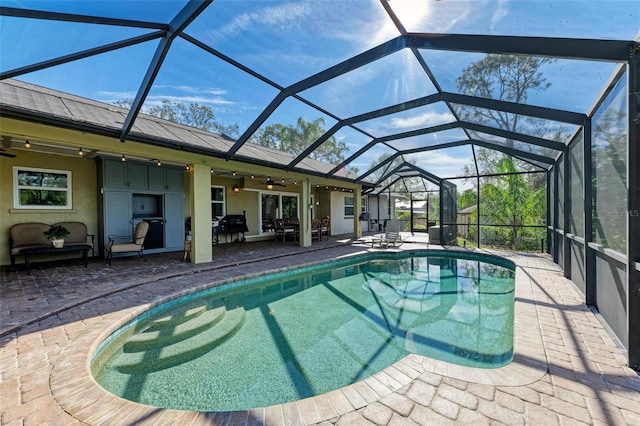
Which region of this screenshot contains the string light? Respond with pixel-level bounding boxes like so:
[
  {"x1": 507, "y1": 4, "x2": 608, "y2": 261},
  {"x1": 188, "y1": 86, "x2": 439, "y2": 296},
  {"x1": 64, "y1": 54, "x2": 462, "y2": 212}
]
[
  {"x1": 24, "y1": 140, "x2": 31, "y2": 149},
  {"x1": 121, "y1": 154, "x2": 126, "y2": 162},
  {"x1": 78, "y1": 147, "x2": 84, "y2": 157},
  {"x1": 156, "y1": 160, "x2": 162, "y2": 167}
]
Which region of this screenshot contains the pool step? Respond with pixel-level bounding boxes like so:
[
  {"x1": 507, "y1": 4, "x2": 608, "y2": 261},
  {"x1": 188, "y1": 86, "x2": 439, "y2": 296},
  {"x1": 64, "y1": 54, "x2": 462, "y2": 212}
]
[
  {"x1": 144, "y1": 302, "x2": 208, "y2": 332},
  {"x1": 124, "y1": 306, "x2": 226, "y2": 352},
  {"x1": 114, "y1": 307, "x2": 246, "y2": 374}
]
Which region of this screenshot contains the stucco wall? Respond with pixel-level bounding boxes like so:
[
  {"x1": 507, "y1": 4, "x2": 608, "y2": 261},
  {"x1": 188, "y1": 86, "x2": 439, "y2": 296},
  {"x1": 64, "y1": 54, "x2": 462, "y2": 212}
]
[
  {"x1": 1, "y1": 150, "x2": 98, "y2": 266},
  {"x1": 329, "y1": 192, "x2": 355, "y2": 236}
]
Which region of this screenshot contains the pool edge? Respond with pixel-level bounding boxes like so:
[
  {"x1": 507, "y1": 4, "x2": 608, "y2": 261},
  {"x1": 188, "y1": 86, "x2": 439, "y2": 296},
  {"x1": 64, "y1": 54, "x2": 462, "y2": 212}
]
[{"x1": 51, "y1": 246, "x2": 549, "y2": 425}]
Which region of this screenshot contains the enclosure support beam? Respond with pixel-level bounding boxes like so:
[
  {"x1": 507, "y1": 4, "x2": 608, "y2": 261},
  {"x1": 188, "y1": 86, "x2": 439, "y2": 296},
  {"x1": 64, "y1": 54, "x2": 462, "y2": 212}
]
[
  {"x1": 626, "y1": 49, "x2": 640, "y2": 369},
  {"x1": 546, "y1": 171, "x2": 552, "y2": 255},
  {"x1": 553, "y1": 163, "x2": 560, "y2": 264},
  {"x1": 563, "y1": 148, "x2": 571, "y2": 278},
  {"x1": 583, "y1": 119, "x2": 595, "y2": 306}
]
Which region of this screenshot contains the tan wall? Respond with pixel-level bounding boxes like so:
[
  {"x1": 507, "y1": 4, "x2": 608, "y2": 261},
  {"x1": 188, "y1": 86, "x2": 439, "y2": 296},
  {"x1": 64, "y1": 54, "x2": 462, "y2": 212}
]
[{"x1": 1, "y1": 150, "x2": 98, "y2": 265}]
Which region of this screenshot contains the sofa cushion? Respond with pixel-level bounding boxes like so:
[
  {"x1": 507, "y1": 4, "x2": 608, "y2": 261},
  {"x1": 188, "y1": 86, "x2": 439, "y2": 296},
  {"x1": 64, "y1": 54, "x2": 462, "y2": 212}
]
[
  {"x1": 54, "y1": 221, "x2": 91, "y2": 246},
  {"x1": 10, "y1": 222, "x2": 50, "y2": 248}
]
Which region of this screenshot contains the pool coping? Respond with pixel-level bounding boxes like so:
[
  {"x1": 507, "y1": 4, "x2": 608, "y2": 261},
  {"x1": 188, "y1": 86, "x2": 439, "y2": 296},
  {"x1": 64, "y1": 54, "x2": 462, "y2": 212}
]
[{"x1": 50, "y1": 246, "x2": 549, "y2": 425}]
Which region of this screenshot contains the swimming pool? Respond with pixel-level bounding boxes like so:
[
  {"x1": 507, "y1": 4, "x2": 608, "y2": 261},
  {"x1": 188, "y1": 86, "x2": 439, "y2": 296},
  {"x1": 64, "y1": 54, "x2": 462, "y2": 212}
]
[{"x1": 92, "y1": 250, "x2": 515, "y2": 411}]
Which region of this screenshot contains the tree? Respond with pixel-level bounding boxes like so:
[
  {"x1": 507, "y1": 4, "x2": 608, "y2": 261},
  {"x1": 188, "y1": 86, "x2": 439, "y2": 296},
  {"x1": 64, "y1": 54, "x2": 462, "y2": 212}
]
[
  {"x1": 456, "y1": 54, "x2": 554, "y2": 250},
  {"x1": 250, "y1": 117, "x2": 347, "y2": 165},
  {"x1": 113, "y1": 98, "x2": 240, "y2": 137},
  {"x1": 457, "y1": 188, "x2": 477, "y2": 210},
  {"x1": 480, "y1": 158, "x2": 545, "y2": 250}
]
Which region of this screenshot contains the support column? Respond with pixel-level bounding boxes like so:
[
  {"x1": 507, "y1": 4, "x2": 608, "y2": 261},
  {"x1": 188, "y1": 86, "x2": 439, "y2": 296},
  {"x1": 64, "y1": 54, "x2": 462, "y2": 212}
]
[
  {"x1": 553, "y1": 163, "x2": 560, "y2": 264},
  {"x1": 299, "y1": 179, "x2": 312, "y2": 247},
  {"x1": 546, "y1": 171, "x2": 552, "y2": 255},
  {"x1": 584, "y1": 118, "x2": 595, "y2": 306},
  {"x1": 189, "y1": 164, "x2": 212, "y2": 263},
  {"x1": 627, "y1": 47, "x2": 640, "y2": 369},
  {"x1": 354, "y1": 188, "x2": 362, "y2": 239},
  {"x1": 563, "y1": 148, "x2": 572, "y2": 278}
]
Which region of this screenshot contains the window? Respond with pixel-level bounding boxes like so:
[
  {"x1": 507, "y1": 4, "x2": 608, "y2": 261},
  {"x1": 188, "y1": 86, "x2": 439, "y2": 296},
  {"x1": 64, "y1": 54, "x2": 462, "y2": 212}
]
[
  {"x1": 344, "y1": 196, "x2": 354, "y2": 217},
  {"x1": 361, "y1": 197, "x2": 367, "y2": 213},
  {"x1": 13, "y1": 166, "x2": 72, "y2": 209},
  {"x1": 261, "y1": 193, "x2": 299, "y2": 233},
  {"x1": 211, "y1": 186, "x2": 225, "y2": 220}
]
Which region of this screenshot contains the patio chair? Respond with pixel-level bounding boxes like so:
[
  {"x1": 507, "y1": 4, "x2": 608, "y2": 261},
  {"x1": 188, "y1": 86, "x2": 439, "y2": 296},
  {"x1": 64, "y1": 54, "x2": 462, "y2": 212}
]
[
  {"x1": 371, "y1": 230, "x2": 402, "y2": 248},
  {"x1": 320, "y1": 218, "x2": 329, "y2": 241},
  {"x1": 104, "y1": 221, "x2": 149, "y2": 265},
  {"x1": 311, "y1": 219, "x2": 321, "y2": 241},
  {"x1": 274, "y1": 219, "x2": 297, "y2": 243}
]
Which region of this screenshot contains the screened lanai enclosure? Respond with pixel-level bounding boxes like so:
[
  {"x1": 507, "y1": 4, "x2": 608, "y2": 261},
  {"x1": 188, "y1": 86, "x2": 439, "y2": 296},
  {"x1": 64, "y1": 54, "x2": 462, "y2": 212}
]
[{"x1": 0, "y1": 1, "x2": 638, "y2": 366}]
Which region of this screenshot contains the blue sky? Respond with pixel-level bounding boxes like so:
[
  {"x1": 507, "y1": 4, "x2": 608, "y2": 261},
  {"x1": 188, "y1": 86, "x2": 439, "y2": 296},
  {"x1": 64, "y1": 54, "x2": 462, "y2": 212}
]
[{"x1": 1, "y1": 0, "x2": 638, "y2": 180}]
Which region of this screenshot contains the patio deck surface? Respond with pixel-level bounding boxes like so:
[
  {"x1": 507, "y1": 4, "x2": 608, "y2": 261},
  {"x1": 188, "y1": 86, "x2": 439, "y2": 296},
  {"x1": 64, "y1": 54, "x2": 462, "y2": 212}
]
[{"x1": 1, "y1": 235, "x2": 639, "y2": 425}]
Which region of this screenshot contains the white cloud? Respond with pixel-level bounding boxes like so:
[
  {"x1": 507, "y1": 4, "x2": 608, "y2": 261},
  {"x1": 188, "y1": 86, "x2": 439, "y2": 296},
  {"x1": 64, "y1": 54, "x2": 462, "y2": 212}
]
[
  {"x1": 390, "y1": 111, "x2": 455, "y2": 129},
  {"x1": 490, "y1": 0, "x2": 510, "y2": 32},
  {"x1": 145, "y1": 94, "x2": 234, "y2": 106}
]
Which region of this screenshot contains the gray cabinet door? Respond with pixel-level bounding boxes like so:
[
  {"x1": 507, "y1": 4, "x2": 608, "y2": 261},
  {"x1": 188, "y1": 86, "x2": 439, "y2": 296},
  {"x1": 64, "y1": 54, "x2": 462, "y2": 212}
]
[
  {"x1": 164, "y1": 193, "x2": 184, "y2": 249},
  {"x1": 165, "y1": 168, "x2": 184, "y2": 192},
  {"x1": 104, "y1": 191, "x2": 132, "y2": 246},
  {"x1": 104, "y1": 160, "x2": 128, "y2": 188},
  {"x1": 148, "y1": 166, "x2": 165, "y2": 190},
  {"x1": 127, "y1": 163, "x2": 148, "y2": 189},
  {"x1": 104, "y1": 160, "x2": 148, "y2": 189}
]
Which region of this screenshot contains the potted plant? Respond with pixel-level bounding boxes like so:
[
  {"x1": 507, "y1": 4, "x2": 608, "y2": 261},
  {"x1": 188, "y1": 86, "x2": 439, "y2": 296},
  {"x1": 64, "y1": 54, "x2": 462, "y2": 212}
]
[{"x1": 44, "y1": 224, "x2": 70, "y2": 248}]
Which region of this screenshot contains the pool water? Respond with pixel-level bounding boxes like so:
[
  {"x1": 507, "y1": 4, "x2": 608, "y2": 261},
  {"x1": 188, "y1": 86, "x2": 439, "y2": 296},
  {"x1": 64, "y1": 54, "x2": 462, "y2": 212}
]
[{"x1": 93, "y1": 252, "x2": 515, "y2": 411}]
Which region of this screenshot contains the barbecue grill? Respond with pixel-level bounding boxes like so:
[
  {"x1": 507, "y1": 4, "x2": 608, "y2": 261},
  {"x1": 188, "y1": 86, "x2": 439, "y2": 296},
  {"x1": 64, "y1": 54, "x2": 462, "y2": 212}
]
[{"x1": 215, "y1": 213, "x2": 249, "y2": 243}]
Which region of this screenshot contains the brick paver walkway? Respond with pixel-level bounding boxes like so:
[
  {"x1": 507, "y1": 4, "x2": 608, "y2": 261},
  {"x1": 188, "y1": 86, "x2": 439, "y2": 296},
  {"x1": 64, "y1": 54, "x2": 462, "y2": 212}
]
[{"x1": 1, "y1": 237, "x2": 639, "y2": 425}]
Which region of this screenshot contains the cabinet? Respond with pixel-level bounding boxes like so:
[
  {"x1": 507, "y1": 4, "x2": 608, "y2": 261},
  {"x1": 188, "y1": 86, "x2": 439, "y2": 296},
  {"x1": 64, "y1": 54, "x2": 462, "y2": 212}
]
[
  {"x1": 149, "y1": 166, "x2": 184, "y2": 192},
  {"x1": 165, "y1": 193, "x2": 185, "y2": 249},
  {"x1": 99, "y1": 159, "x2": 185, "y2": 256},
  {"x1": 103, "y1": 192, "x2": 133, "y2": 242},
  {"x1": 104, "y1": 161, "x2": 147, "y2": 189}
]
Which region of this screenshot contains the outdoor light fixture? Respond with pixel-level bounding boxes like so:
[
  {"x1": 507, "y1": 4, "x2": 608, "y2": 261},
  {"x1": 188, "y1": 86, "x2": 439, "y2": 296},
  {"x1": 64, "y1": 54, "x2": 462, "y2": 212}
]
[
  {"x1": 232, "y1": 171, "x2": 236, "y2": 176},
  {"x1": 232, "y1": 184, "x2": 240, "y2": 193},
  {"x1": 24, "y1": 140, "x2": 31, "y2": 149},
  {"x1": 78, "y1": 147, "x2": 84, "y2": 156},
  {"x1": 210, "y1": 169, "x2": 214, "y2": 174},
  {"x1": 251, "y1": 174, "x2": 254, "y2": 179},
  {"x1": 121, "y1": 154, "x2": 126, "y2": 162},
  {"x1": 267, "y1": 177, "x2": 274, "y2": 190},
  {"x1": 156, "y1": 160, "x2": 162, "y2": 167},
  {"x1": 185, "y1": 164, "x2": 190, "y2": 171}
]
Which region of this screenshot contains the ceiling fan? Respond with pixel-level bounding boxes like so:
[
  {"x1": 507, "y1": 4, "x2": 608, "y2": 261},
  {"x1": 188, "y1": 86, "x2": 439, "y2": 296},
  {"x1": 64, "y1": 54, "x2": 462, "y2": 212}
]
[
  {"x1": 266, "y1": 177, "x2": 286, "y2": 189},
  {"x1": 0, "y1": 147, "x2": 16, "y2": 158}
]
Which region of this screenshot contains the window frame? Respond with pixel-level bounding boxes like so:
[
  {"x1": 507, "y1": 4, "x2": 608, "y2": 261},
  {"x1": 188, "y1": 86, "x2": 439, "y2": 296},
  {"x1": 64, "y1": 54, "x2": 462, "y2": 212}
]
[
  {"x1": 13, "y1": 166, "x2": 72, "y2": 209},
  {"x1": 344, "y1": 196, "x2": 354, "y2": 217},
  {"x1": 211, "y1": 185, "x2": 226, "y2": 220}
]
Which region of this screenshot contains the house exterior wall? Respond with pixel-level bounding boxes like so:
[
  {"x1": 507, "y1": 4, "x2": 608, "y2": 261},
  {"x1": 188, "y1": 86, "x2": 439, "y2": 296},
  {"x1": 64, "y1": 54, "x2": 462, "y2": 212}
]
[
  {"x1": 1, "y1": 117, "x2": 362, "y2": 265},
  {"x1": 330, "y1": 192, "x2": 355, "y2": 235},
  {"x1": 1, "y1": 149, "x2": 98, "y2": 265}
]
